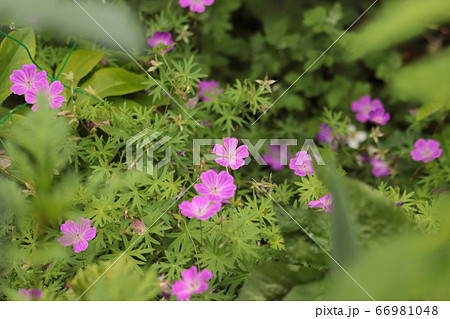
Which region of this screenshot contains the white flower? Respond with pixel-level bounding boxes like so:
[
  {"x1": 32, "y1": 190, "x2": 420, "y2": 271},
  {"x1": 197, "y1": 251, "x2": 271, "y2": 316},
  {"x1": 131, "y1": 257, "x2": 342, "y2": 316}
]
[{"x1": 347, "y1": 124, "x2": 367, "y2": 149}]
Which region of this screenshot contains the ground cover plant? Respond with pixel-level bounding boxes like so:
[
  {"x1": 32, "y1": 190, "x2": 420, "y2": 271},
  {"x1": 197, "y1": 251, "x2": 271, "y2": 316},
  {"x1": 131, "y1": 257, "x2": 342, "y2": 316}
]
[{"x1": 0, "y1": 0, "x2": 449, "y2": 301}]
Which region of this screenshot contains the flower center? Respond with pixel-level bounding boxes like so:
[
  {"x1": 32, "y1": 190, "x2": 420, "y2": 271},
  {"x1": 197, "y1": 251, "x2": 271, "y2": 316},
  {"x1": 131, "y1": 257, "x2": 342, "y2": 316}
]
[
  {"x1": 422, "y1": 148, "x2": 432, "y2": 158},
  {"x1": 26, "y1": 79, "x2": 34, "y2": 89},
  {"x1": 362, "y1": 104, "x2": 372, "y2": 115},
  {"x1": 210, "y1": 184, "x2": 220, "y2": 194},
  {"x1": 188, "y1": 278, "x2": 200, "y2": 291},
  {"x1": 190, "y1": 0, "x2": 203, "y2": 5}
]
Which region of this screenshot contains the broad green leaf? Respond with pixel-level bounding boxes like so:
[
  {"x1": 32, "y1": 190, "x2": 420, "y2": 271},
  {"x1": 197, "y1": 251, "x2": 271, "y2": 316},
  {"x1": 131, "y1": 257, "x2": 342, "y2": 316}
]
[
  {"x1": 347, "y1": 0, "x2": 450, "y2": 59},
  {"x1": 391, "y1": 50, "x2": 450, "y2": 104},
  {"x1": 325, "y1": 168, "x2": 357, "y2": 266},
  {"x1": 416, "y1": 101, "x2": 447, "y2": 121},
  {"x1": 284, "y1": 280, "x2": 327, "y2": 301},
  {"x1": 78, "y1": 68, "x2": 147, "y2": 104},
  {"x1": 237, "y1": 262, "x2": 325, "y2": 300},
  {"x1": 55, "y1": 49, "x2": 104, "y2": 86},
  {"x1": 0, "y1": 0, "x2": 144, "y2": 50},
  {"x1": 326, "y1": 196, "x2": 450, "y2": 301},
  {"x1": 328, "y1": 172, "x2": 410, "y2": 248},
  {"x1": 0, "y1": 28, "x2": 35, "y2": 104}
]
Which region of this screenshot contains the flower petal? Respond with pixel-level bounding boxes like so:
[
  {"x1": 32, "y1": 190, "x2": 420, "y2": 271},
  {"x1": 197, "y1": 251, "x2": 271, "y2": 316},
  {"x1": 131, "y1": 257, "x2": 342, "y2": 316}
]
[
  {"x1": 57, "y1": 234, "x2": 76, "y2": 247},
  {"x1": 181, "y1": 266, "x2": 198, "y2": 282},
  {"x1": 213, "y1": 144, "x2": 227, "y2": 156},
  {"x1": 215, "y1": 157, "x2": 230, "y2": 167},
  {"x1": 223, "y1": 137, "x2": 238, "y2": 152},
  {"x1": 73, "y1": 239, "x2": 88, "y2": 253},
  {"x1": 235, "y1": 145, "x2": 249, "y2": 159}
]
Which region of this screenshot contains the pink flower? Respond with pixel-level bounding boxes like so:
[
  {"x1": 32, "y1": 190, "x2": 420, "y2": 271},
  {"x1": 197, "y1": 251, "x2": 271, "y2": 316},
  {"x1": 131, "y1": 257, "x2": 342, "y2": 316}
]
[
  {"x1": 194, "y1": 170, "x2": 236, "y2": 202},
  {"x1": 368, "y1": 108, "x2": 390, "y2": 126},
  {"x1": 19, "y1": 288, "x2": 42, "y2": 300},
  {"x1": 351, "y1": 96, "x2": 384, "y2": 123},
  {"x1": 10, "y1": 64, "x2": 47, "y2": 95},
  {"x1": 25, "y1": 80, "x2": 65, "y2": 112},
  {"x1": 370, "y1": 156, "x2": 391, "y2": 177},
  {"x1": 213, "y1": 137, "x2": 249, "y2": 169},
  {"x1": 289, "y1": 151, "x2": 314, "y2": 176},
  {"x1": 178, "y1": 196, "x2": 222, "y2": 220},
  {"x1": 172, "y1": 266, "x2": 213, "y2": 300},
  {"x1": 410, "y1": 138, "x2": 443, "y2": 163},
  {"x1": 308, "y1": 193, "x2": 333, "y2": 213},
  {"x1": 317, "y1": 124, "x2": 337, "y2": 147},
  {"x1": 148, "y1": 31, "x2": 175, "y2": 52},
  {"x1": 262, "y1": 145, "x2": 287, "y2": 171},
  {"x1": 132, "y1": 219, "x2": 146, "y2": 235},
  {"x1": 179, "y1": 0, "x2": 214, "y2": 13},
  {"x1": 198, "y1": 80, "x2": 223, "y2": 102},
  {"x1": 57, "y1": 218, "x2": 96, "y2": 253}
]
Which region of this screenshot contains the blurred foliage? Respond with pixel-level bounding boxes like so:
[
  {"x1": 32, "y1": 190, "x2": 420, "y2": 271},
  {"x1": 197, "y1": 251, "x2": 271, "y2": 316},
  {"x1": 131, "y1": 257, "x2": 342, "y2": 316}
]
[{"x1": 70, "y1": 259, "x2": 160, "y2": 301}]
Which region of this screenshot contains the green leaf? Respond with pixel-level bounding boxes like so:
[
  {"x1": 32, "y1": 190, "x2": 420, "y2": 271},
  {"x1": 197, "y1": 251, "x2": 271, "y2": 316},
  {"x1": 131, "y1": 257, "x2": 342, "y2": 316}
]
[
  {"x1": 391, "y1": 50, "x2": 450, "y2": 104},
  {"x1": 326, "y1": 198, "x2": 450, "y2": 300},
  {"x1": 284, "y1": 279, "x2": 327, "y2": 301},
  {"x1": 78, "y1": 67, "x2": 147, "y2": 104},
  {"x1": 0, "y1": 28, "x2": 35, "y2": 104},
  {"x1": 237, "y1": 262, "x2": 325, "y2": 300},
  {"x1": 416, "y1": 101, "x2": 447, "y2": 121},
  {"x1": 55, "y1": 49, "x2": 103, "y2": 86},
  {"x1": 347, "y1": 0, "x2": 450, "y2": 59},
  {"x1": 70, "y1": 259, "x2": 161, "y2": 300}
]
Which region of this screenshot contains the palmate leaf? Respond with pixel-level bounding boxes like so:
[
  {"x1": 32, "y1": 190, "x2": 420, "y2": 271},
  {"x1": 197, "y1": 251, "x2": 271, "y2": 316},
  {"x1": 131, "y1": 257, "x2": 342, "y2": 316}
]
[{"x1": 197, "y1": 237, "x2": 234, "y2": 281}]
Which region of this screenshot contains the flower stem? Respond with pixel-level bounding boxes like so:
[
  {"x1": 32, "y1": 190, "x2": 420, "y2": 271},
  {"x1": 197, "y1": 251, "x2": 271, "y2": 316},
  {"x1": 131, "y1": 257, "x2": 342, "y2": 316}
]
[
  {"x1": 200, "y1": 220, "x2": 203, "y2": 249},
  {"x1": 80, "y1": 251, "x2": 86, "y2": 269}
]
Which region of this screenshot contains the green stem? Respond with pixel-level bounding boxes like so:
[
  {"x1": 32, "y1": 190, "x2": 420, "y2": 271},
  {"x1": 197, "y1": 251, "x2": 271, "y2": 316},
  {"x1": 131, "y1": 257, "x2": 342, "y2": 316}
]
[
  {"x1": 55, "y1": 41, "x2": 78, "y2": 80},
  {"x1": 200, "y1": 220, "x2": 203, "y2": 249}
]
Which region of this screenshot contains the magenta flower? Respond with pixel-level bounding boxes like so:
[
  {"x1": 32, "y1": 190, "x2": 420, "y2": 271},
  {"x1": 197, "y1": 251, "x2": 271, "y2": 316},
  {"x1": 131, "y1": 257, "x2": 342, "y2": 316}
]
[
  {"x1": 368, "y1": 108, "x2": 390, "y2": 126},
  {"x1": 10, "y1": 64, "x2": 47, "y2": 95},
  {"x1": 351, "y1": 96, "x2": 384, "y2": 123},
  {"x1": 25, "y1": 80, "x2": 65, "y2": 112},
  {"x1": 308, "y1": 193, "x2": 333, "y2": 213},
  {"x1": 172, "y1": 266, "x2": 213, "y2": 300},
  {"x1": 178, "y1": 196, "x2": 222, "y2": 220},
  {"x1": 410, "y1": 139, "x2": 443, "y2": 163},
  {"x1": 289, "y1": 151, "x2": 314, "y2": 176},
  {"x1": 213, "y1": 137, "x2": 249, "y2": 169},
  {"x1": 179, "y1": 0, "x2": 214, "y2": 13},
  {"x1": 19, "y1": 288, "x2": 42, "y2": 300},
  {"x1": 262, "y1": 145, "x2": 287, "y2": 171},
  {"x1": 317, "y1": 123, "x2": 334, "y2": 144},
  {"x1": 148, "y1": 31, "x2": 175, "y2": 52},
  {"x1": 194, "y1": 169, "x2": 236, "y2": 202},
  {"x1": 57, "y1": 218, "x2": 96, "y2": 253},
  {"x1": 198, "y1": 80, "x2": 223, "y2": 102},
  {"x1": 370, "y1": 156, "x2": 391, "y2": 177},
  {"x1": 317, "y1": 123, "x2": 341, "y2": 150}
]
